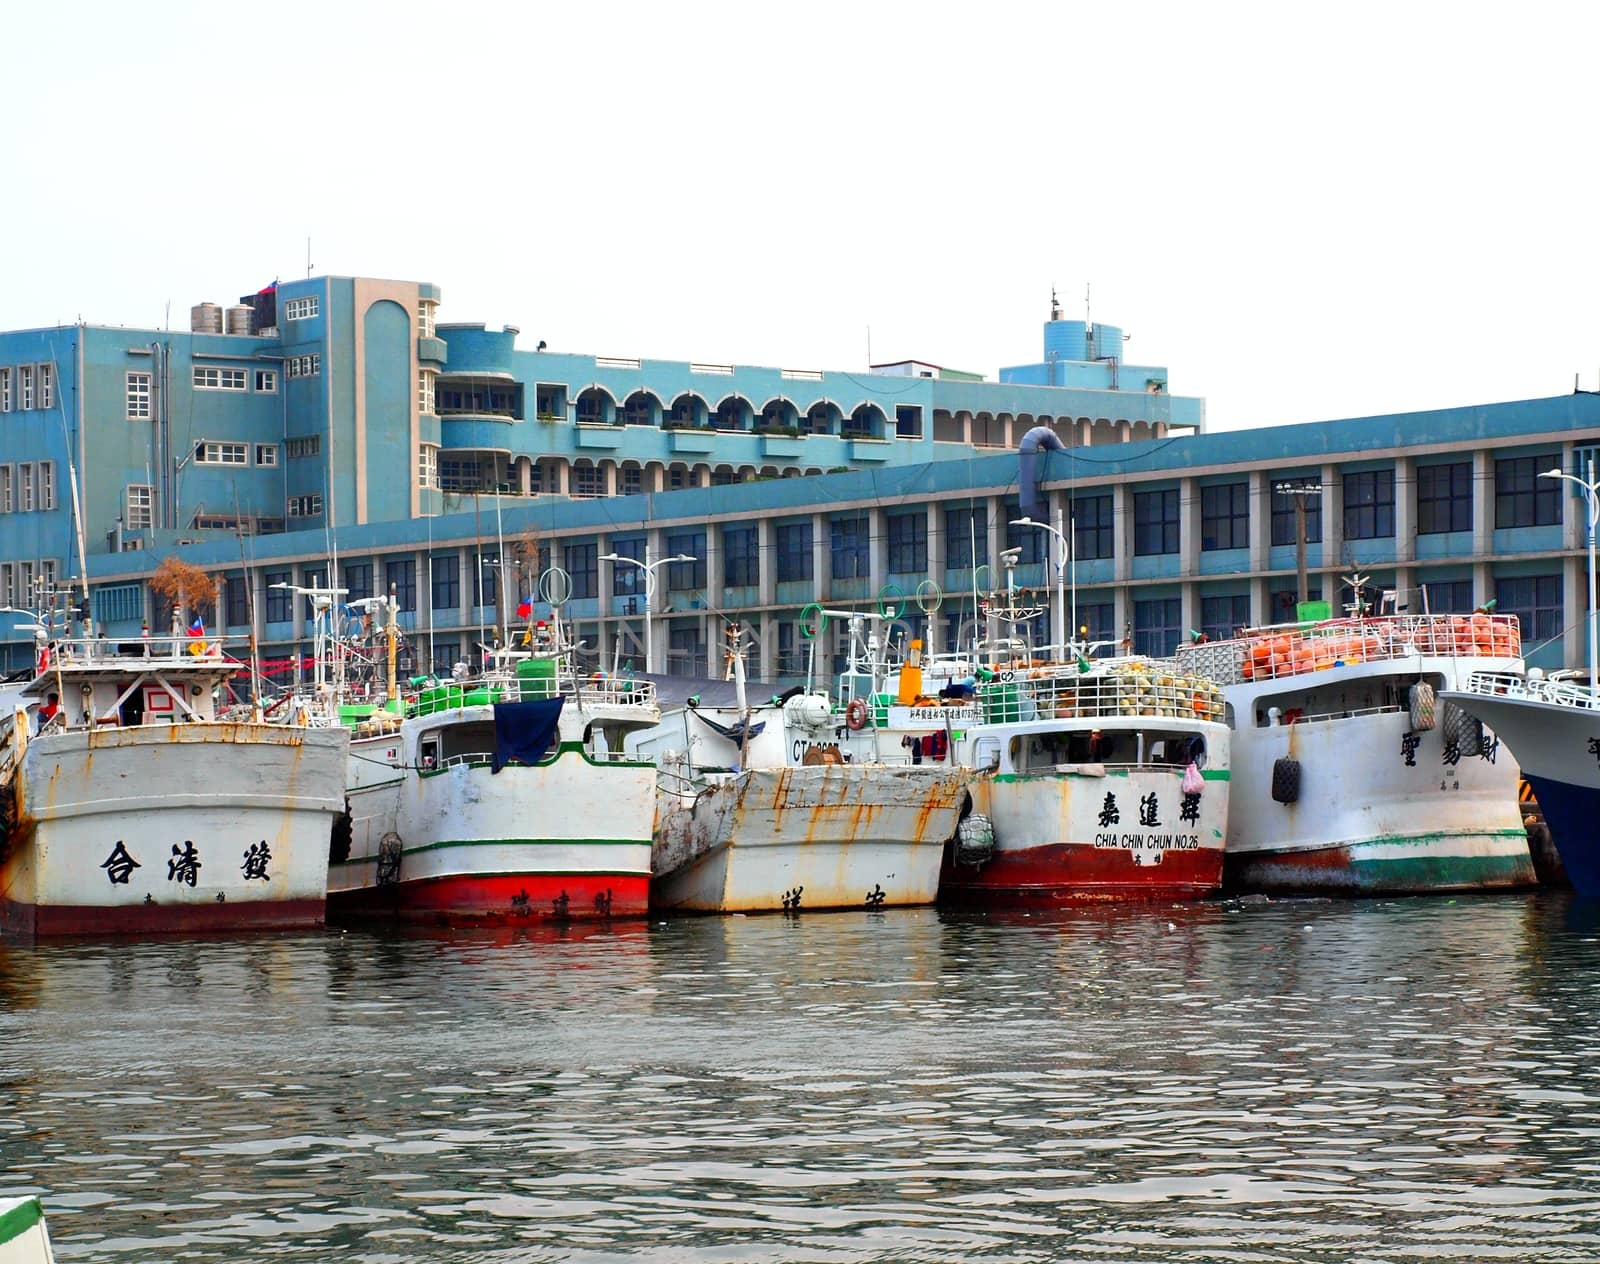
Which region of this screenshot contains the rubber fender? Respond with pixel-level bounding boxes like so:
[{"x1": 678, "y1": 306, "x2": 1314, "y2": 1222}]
[
  {"x1": 954, "y1": 812, "x2": 996, "y2": 867},
  {"x1": 1271, "y1": 756, "x2": 1301, "y2": 805}
]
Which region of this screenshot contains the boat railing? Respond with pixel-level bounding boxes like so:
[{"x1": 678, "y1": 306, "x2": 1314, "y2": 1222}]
[
  {"x1": 39, "y1": 634, "x2": 241, "y2": 671},
  {"x1": 978, "y1": 663, "x2": 1225, "y2": 724},
  {"x1": 1176, "y1": 614, "x2": 1522, "y2": 687},
  {"x1": 1457, "y1": 670, "x2": 1600, "y2": 712}
]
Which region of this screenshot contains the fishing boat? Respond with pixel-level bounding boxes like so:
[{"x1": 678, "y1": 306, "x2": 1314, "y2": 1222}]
[
  {"x1": 1176, "y1": 599, "x2": 1533, "y2": 894},
  {"x1": 328, "y1": 596, "x2": 660, "y2": 924},
  {"x1": 0, "y1": 1196, "x2": 56, "y2": 1264},
  {"x1": 0, "y1": 612, "x2": 348, "y2": 936},
  {"x1": 629, "y1": 623, "x2": 969, "y2": 914},
  {"x1": 831, "y1": 582, "x2": 1232, "y2": 904},
  {"x1": 1444, "y1": 671, "x2": 1600, "y2": 894}
]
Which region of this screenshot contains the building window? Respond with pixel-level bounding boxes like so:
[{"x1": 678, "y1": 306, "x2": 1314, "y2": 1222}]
[
  {"x1": 126, "y1": 484, "x2": 153, "y2": 529},
  {"x1": 608, "y1": 539, "x2": 644, "y2": 596},
  {"x1": 386, "y1": 559, "x2": 417, "y2": 611},
  {"x1": 286, "y1": 354, "x2": 321, "y2": 378},
  {"x1": 19, "y1": 365, "x2": 33, "y2": 410},
  {"x1": 830, "y1": 516, "x2": 869, "y2": 580},
  {"x1": 430, "y1": 639, "x2": 460, "y2": 677},
  {"x1": 887, "y1": 512, "x2": 928, "y2": 573},
  {"x1": 1072, "y1": 494, "x2": 1114, "y2": 561},
  {"x1": 38, "y1": 559, "x2": 56, "y2": 598},
  {"x1": 564, "y1": 542, "x2": 597, "y2": 600},
  {"x1": 344, "y1": 562, "x2": 373, "y2": 602},
  {"x1": 225, "y1": 576, "x2": 249, "y2": 625},
  {"x1": 255, "y1": 369, "x2": 277, "y2": 393},
  {"x1": 418, "y1": 301, "x2": 435, "y2": 338},
  {"x1": 895, "y1": 405, "x2": 923, "y2": 439},
  {"x1": 776, "y1": 522, "x2": 813, "y2": 582},
  {"x1": 430, "y1": 554, "x2": 460, "y2": 610},
  {"x1": 17, "y1": 463, "x2": 33, "y2": 512},
  {"x1": 284, "y1": 296, "x2": 319, "y2": 321},
  {"x1": 1201, "y1": 594, "x2": 1251, "y2": 641},
  {"x1": 193, "y1": 366, "x2": 247, "y2": 390},
  {"x1": 669, "y1": 623, "x2": 706, "y2": 677},
  {"x1": 1420, "y1": 579, "x2": 1474, "y2": 612},
  {"x1": 199, "y1": 441, "x2": 249, "y2": 465},
  {"x1": 1417, "y1": 462, "x2": 1471, "y2": 535},
  {"x1": 417, "y1": 444, "x2": 438, "y2": 490},
  {"x1": 18, "y1": 562, "x2": 33, "y2": 607},
  {"x1": 1269, "y1": 582, "x2": 1323, "y2": 622},
  {"x1": 722, "y1": 526, "x2": 760, "y2": 587},
  {"x1": 1077, "y1": 601, "x2": 1116, "y2": 646},
  {"x1": 1133, "y1": 597, "x2": 1182, "y2": 657},
  {"x1": 95, "y1": 582, "x2": 142, "y2": 625},
  {"x1": 536, "y1": 384, "x2": 567, "y2": 420},
  {"x1": 418, "y1": 370, "x2": 435, "y2": 415},
  {"x1": 0, "y1": 367, "x2": 9, "y2": 412},
  {"x1": 1496, "y1": 574, "x2": 1562, "y2": 642},
  {"x1": 0, "y1": 465, "x2": 11, "y2": 513},
  {"x1": 287, "y1": 494, "x2": 322, "y2": 518},
  {"x1": 1200, "y1": 482, "x2": 1249, "y2": 551},
  {"x1": 286, "y1": 436, "x2": 321, "y2": 458},
  {"x1": 0, "y1": 564, "x2": 13, "y2": 608},
  {"x1": 571, "y1": 464, "x2": 603, "y2": 498},
  {"x1": 38, "y1": 461, "x2": 54, "y2": 510},
  {"x1": 1133, "y1": 489, "x2": 1179, "y2": 556},
  {"x1": 1000, "y1": 497, "x2": 1046, "y2": 566},
  {"x1": 38, "y1": 365, "x2": 52, "y2": 409},
  {"x1": 263, "y1": 571, "x2": 293, "y2": 623},
  {"x1": 619, "y1": 465, "x2": 643, "y2": 496},
  {"x1": 1343, "y1": 470, "x2": 1395, "y2": 540},
  {"x1": 945, "y1": 505, "x2": 988, "y2": 569},
  {"x1": 127, "y1": 372, "x2": 151, "y2": 419},
  {"x1": 666, "y1": 532, "x2": 706, "y2": 589},
  {"x1": 1270, "y1": 481, "x2": 1323, "y2": 546},
  {"x1": 1495, "y1": 456, "x2": 1562, "y2": 528},
  {"x1": 255, "y1": 444, "x2": 278, "y2": 467}
]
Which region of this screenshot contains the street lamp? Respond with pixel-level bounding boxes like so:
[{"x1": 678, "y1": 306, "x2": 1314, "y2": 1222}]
[
  {"x1": 1010, "y1": 507, "x2": 1072, "y2": 656},
  {"x1": 1541, "y1": 459, "x2": 1598, "y2": 702},
  {"x1": 599, "y1": 547, "x2": 697, "y2": 675},
  {"x1": 1273, "y1": 479, "x2": 1323, "y2": 610}
]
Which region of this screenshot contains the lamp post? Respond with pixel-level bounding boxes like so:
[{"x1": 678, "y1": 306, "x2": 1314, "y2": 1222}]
[
  {"x1": 599, "y1": 547, "x2": 697, "y2": 675},
  {"x1": 1010, "y1": 506, "x2": 1072, "y2": 655},
  {"x1": 1274, "y1": 478, "x2": 1323, "y2": 613},
  {"x1": 1541, "y1": 459, "x2": 1599, "y2": 702}
]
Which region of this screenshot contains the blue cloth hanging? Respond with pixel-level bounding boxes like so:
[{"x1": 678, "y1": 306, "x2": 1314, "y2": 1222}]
[{"x1": 491, "y1": 697, "x2": 564, "y2": 773}]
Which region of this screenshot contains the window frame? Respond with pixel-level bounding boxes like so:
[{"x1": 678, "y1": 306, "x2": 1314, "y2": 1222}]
[
  {"x1": 1416, "y1": 461, "x2": 1472, "y2": 535},
  {"x1": 127, "y1": 371, "x2": 152, "y2": 419},
  {"x1": 1199, "y1": 482, "x2": 1249, "y2": 552},
  {"x1": 1342, "y1": 469, "x2": 1396, "y2": 541},
  {"x1": 1133, "y1": 488, "x2": 1180, "y2": 556},
  {"x1": 1494, "y1": 455, "x2": 1562, "y2": 529},
  {"x1": 284, "y1": 295, "x2": 320, "y2": 321}
]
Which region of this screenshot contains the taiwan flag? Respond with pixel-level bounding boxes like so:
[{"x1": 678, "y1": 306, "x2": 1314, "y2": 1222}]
[
  {"x1": 187, "y1": 615, "x2": 205, "y2": 637},
  {"x1": 516, "y1": 597, "x2": 533, "y2": 619}
]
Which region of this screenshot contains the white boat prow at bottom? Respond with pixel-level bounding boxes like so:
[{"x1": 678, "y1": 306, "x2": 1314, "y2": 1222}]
[{"x1": 0, "y1": 1197, "x2": 56, "y2": 1264}]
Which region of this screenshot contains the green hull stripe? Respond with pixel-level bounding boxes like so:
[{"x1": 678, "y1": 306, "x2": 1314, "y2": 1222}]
[
  {"x1": 417, "y1": 741, "x2": 654, "y2": 779},
  {"x1": 1232, "y1": 832, "x2": 1535, "y2": 892},
  {"x1": 332, "y1": 837, "x2": 648, "y2": 865},
  {"x1": 0, "y1": 1197, "x2": 43, "y2": 1245}
]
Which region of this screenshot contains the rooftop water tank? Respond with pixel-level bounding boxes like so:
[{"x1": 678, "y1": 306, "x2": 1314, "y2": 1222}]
[
  {"x1": 190, "y1": 302, "x2": 222, "y2": 334},
  {"x1": 1043, "y1": 318, "x2": 1088, "y2": 363},
  {"x1": 225, "y1": 305, "x2": 254, "y2": 336}
]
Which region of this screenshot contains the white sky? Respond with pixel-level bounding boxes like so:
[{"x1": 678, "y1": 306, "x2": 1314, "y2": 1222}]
[{"x1": 4, "y1": 1, "x2": 1597, "y2": 433}]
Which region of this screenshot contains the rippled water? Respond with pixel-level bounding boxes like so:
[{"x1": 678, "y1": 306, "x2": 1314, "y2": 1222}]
[{"x1": 5, "y1": 896, "x2": 1600, "y2": 1261}]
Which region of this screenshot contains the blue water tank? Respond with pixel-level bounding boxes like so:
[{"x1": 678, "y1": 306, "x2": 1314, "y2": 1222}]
[
  {"x1": 1043, "y1": 319, "x2": 1088, "y2": 363},
  {"x1": 1090, "y1": 324, "x2": 1124, "y2": 361}
]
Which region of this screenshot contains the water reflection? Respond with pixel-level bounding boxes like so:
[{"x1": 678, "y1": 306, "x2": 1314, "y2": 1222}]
[{"x1": 2, "y1": 896, "x2": 1600, "y2": 1261}]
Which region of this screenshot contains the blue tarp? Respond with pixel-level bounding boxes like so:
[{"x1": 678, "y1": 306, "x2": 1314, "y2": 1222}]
[{"x1": 491, "y1": 697, "x2": 564, "y2": 773}]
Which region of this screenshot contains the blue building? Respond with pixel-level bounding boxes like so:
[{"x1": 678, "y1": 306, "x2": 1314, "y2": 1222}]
[{"x1": 2, "y1": 273, "x2": 1597, "y2": 681}]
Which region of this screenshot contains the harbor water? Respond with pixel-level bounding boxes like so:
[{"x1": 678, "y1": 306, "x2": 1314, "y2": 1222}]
[{"x1": 4, "y1": 895, "x2": 1600, "y2": 1262}]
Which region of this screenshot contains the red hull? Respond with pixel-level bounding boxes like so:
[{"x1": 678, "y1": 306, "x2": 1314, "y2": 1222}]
[
  {"x1": 328, "y1": 872, "x2": 648, "y2": 925},
  {"x1": 939, "y1": 841, "x2": 1224, "y2": 905},
  {"x1": 1, "y1": 895, "x2": 324, "y2": 938}
]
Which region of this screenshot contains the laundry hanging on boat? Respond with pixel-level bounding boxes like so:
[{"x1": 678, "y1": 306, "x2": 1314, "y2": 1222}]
[
  {"x1": 689, "y1": 710, "x2": 766, "y2": 744},
  {"x1": 491, "y1": 697, "x2": 564, "y2": 773}
]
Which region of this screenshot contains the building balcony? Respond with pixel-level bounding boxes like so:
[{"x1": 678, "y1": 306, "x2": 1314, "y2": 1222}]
[
  {"x1": 575, "y1": 424, "x2": 623, "y2": 449},
  {"x1": 417, "y1": 336, "x2": 448, "y2": 366},
  {"x1": 848, "y1": 437, "x2": 892, "y2": 462},
  {"x1": 759, "y1": 431, "x2": 805, "y2": 458},
  {"x1": 668, "y1": 427, "x2": 717, "y2": 453}
]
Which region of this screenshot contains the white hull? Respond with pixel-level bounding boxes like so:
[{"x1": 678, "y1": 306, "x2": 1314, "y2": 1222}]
[
  {"x1": 651, "y1": 765, "x2": 968, "y2": 912},
  {"x1": 2, "y1": 723, "x2": 348, "y2": 935}
]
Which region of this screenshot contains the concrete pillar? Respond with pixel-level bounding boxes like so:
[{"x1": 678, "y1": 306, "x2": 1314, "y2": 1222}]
[
  {"x1": 1250, "y1": 574, "x2": 1271, "y2": 629},
  {"x1": 1113, "y1": 484, "x2": 1131, "y2": 583},
  {"x1": 705, "y1": 520, "x2": 724, "y2": 601},
  {"x1": 1179, "y1": 476, "x2": 1200, "y2": 579},
  {"x1": 1248, "y1": 469, "x2": 1270, "y2": 577},
  {"x1": 757, "y1": 611, "x2": 776, "y2": 680},
  {"x1": 868, "y1": 506, "x2": 887, "y2": 601},
  {"x1": 985, "y1": 496, "x2": 1003, "y2": 583},
  {"x1": 1180, "y1": 581, "x2": 1199, "y2": 648},
  {"x1": 757, "y1": 517, "x2": 776, "y2": 608},
  {"x1": 812, "y1": 512, "x2": 829, "y2": 603},
  {"x1": 1393, "y1": 455, "x2": 1415, "y2": 564},
  {"x1": 1320, "y1": 462, "x2": 1342, "y2": 585},
  {"x1": 1472, "y1": 449, "x2": 1492, "y2": 562},
  {"x1": 926, "y1": 501, "x2": 946, "y2": 654}
]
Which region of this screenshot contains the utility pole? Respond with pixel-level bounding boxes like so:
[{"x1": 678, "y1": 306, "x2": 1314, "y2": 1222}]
[{"x1": 1274, "y1": 478, "x2": 1324, "y2": 613}]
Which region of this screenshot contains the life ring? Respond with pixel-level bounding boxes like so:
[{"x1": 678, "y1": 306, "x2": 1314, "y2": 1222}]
[{"x1": 844, "y1": 698, "x2": 869, "y2": 731}]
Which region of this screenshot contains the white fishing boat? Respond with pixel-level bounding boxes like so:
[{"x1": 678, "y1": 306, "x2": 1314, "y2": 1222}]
[
  {"x1": 0, "y1": 614, "x2": 348, "y2": 937},
  {"x1": 1176, "y1": 605, "x2": 1533, "y2": 894},
  {"x1": 0, "y1": 1196, "x2": 56, "y2": 1264},
  {"x1": 628, "y1": 623, "x2": 969, "y2": 913},
  {"x1": 327, "y1": 598, "x2": 660, "y2": 925},
  {"x1": 829, "y1": 582, "x2": 1232, "y2": 904}
]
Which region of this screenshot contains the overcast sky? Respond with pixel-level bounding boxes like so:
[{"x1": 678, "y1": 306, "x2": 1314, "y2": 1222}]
[{"x1": 4, "y1": 1, "x2": 1596, "y2": 433}]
